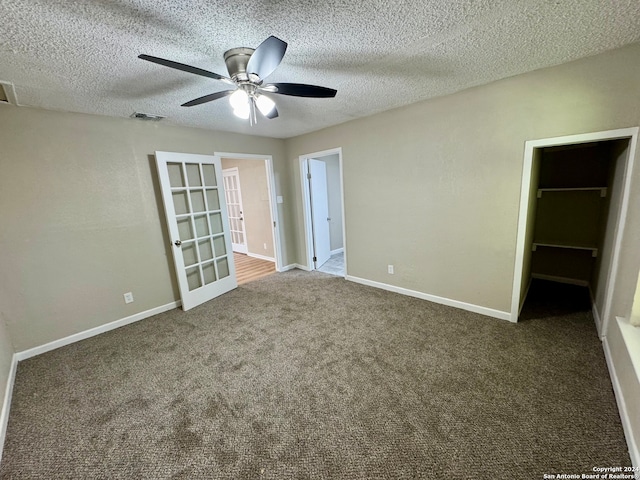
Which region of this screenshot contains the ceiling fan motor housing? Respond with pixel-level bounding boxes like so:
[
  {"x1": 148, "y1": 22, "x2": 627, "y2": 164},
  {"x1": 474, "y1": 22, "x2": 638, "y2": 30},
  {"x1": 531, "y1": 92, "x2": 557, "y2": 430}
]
[{"x1": 223, "y1": 47, "x2": 257, "y2": 83}]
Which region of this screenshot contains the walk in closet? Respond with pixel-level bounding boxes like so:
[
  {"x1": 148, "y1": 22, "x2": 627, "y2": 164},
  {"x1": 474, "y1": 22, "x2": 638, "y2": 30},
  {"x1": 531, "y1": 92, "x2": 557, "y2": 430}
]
[
  {"x1": 522, "y1": 138, "x2": 630, "y2": 306},
  {"x1": 531, "y1": 142, "x2": 610, "y2": 286}
]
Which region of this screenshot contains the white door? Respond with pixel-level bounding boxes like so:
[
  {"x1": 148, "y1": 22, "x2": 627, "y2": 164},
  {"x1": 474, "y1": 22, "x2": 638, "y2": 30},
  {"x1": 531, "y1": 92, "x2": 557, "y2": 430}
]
[
  {"x1": 156, "y1": 151, "x2": 237, "y2": 311},
  {"x1": 223, "y1": 168, "x2": 248, "y2": 254},
  {"x1": 309, "y1": 159, "x2": 331, "y2": 268}
]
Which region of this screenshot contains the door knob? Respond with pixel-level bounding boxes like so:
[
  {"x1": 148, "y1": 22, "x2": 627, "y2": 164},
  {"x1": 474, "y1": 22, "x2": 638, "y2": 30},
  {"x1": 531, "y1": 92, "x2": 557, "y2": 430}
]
[{"x1": 174, "y1": 240, "x2": 182, "y2": 247}]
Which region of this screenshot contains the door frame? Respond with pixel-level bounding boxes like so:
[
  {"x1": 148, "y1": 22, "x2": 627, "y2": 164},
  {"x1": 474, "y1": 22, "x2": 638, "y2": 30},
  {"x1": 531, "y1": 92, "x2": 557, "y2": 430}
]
[
  {"x1": 222, "y1": 167, "x2": 248, "y2": 254},
  {"x1": 511, "y1": 127, "x2": 639, "y2": 335},
  {"x1": 299, "y1": 147, "x2": 347, "y2": 276},
  {"x1": 215, "y1": 151, "x2": 283, "y2": 272}
]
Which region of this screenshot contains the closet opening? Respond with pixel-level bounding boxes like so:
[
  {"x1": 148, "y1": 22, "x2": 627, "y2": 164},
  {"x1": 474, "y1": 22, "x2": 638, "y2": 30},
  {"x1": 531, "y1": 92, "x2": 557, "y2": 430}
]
[{"x1": 511, "y1": 128, "x2": 638, "y2": 334}]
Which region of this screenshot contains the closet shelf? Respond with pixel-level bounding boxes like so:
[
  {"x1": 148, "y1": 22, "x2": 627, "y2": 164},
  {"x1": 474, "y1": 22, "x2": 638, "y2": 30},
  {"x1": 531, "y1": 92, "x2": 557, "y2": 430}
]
[
  {"x1": 532, "y1": 241, "x2": 598, "y2": 257},
  {"x1": 537, "y1": 187, "x2": 607, "y2": 198}
]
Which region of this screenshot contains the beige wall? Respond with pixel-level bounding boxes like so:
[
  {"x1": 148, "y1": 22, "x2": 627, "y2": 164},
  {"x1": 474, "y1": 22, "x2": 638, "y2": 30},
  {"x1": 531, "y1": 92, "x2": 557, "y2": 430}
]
[
  {"x1": 221, "y1": 158, "x2": 275, "y2": 259},
  {"x1": 285, "y1": 43, "x2": 640, "y2": 452},
  {"x1": 0, "y1": 106, "x2": 290, "y2": 351}
]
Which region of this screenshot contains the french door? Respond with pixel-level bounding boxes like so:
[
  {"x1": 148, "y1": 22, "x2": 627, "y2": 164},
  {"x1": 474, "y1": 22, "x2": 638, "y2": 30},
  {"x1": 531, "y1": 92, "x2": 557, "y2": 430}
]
[
  {"x1": 156, "y1": 152, "x2": 237, "y2": 310},
  {"x1": 222, "y1": 168, "x2": 248, "y2": 254}
]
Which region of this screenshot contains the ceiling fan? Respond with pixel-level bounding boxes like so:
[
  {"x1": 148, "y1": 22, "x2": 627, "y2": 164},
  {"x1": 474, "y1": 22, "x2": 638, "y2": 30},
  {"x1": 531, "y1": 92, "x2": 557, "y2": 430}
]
[{"x1": 139, "y1": 36, "x2": 337, "y2": 125}]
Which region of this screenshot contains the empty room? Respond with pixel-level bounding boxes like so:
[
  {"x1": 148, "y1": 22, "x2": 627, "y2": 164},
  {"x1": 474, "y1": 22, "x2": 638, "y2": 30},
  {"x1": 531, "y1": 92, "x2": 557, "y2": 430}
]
[{"x1": 1, "y1": 1, "x2": 640, "y2": 478}]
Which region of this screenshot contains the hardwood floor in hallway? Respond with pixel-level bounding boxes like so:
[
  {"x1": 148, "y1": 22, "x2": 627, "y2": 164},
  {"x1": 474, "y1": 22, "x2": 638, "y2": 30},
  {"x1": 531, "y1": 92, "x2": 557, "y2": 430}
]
[{"x1": 234, "y1": 252, "x2": 276, "y2": 285}]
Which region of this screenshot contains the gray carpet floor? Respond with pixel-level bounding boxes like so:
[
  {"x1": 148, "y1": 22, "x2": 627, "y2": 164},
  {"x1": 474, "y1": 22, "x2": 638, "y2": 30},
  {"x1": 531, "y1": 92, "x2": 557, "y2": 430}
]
[{"x1": 0, "y1": 272, "x2": 631, "y2": 479}]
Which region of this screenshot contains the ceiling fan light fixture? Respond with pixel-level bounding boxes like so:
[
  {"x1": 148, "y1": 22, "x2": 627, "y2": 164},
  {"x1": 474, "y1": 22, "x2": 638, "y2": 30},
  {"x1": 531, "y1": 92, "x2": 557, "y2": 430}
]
[
  {"x1": 230, "y1": 89, "x2": 251, "y2": 119},
  {"x1": 229, "y1": 89, "x2": 249, "y2": 110},
  {"x1": 233, "y1": 104, "x2": 250, "y2": 120},
  {"x1": 256, "y1": 94, "x2": 276, "y2": 117}
]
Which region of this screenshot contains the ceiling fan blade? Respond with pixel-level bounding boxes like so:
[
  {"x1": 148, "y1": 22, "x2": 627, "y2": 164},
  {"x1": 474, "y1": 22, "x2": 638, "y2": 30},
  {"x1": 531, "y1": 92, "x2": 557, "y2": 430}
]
[
  {"x1": 181, "y1": 90, "x2": 234, "y2": 107},
  {"x1": 246, "y1": 36, "x2": 287, "y2": 80},
  {"x1": 265, "y1": 83, "x2": 337, "y2": 98},
  {"x1": 139, "y1": 54, "x2": 234, "y2": 84}
]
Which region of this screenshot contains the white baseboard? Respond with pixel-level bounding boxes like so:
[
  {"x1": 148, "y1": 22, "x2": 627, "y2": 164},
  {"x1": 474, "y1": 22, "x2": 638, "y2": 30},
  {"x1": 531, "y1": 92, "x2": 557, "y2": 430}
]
[
  {"x1": 281, "y1": 263, "x2": 311, "y2": 272},
  {"x1": 330, "y1": 248, "x2": 344, "y2": 256},
  {"x1": 247, "y1": 252, "x2": 275, "y2": 263},
  {"x1": 0, "y1": 353, "x2": 18, "y2": 464},
  {"x1": 15, "y1": 301, "x2": 181, "y2": 361},
  {"x1": 345, "y1": 275, "x2": 512, "y2": 322},
  {"x1": 603, "y1": 331, "x2": 640, "y2": 468}
]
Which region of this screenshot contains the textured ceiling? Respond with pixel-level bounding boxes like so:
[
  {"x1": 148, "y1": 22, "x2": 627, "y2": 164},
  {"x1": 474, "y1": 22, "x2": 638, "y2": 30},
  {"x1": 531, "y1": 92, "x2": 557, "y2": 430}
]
[{"x1": 1, "y1": 0, "x2": 639, "y2": 139}]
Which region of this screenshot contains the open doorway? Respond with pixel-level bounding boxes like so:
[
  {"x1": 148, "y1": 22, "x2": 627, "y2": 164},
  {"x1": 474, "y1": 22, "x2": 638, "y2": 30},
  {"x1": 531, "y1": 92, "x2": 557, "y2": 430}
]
[
  {"x1": 216, "y1": 152, "x2": 282, "y2": 285},
  {"x1": 511, "y1": 128, "x2": 638, "y2": 335},
  {"x1": 299, "y1": 148, "x2": 346, "y2": 277}
]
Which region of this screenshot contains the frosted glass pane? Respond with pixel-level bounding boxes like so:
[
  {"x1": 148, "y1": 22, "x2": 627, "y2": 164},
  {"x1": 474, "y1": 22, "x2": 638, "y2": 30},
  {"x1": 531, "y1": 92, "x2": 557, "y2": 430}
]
[
  {"x1": 177, "y1": 217, "x2": 194, "y2": 240},
  {"x1": 213, "y1": 235, "x2": 226, "y2": 257},
  {"x1": 186, "y1": 267, "x2": 202, "y2": 291},
  {"x1": 186, "y1": 164, "x2": 202, "y2": 186},
  {"x1": 209, "y1": 212, "x2": 223, "y2": 234},
  {"x1": 206, "y1": 189, "x2": 220, "y2": 210},
  {"x1": 199, "y1": 239, "x2": 213, "y2": 261},
  {"x1": 168, "y1": 163, "x2": 185, "y2": 187},
  {"x1": 203, "y1": 262, "x2": 216, "y2": 285},
  {"x1": 194, "y1": 215, "x2": 209, "y2": 237},
  {"x1": 172, "y1": 191, "x2": 189, "y2": 215},
  {"x1": 203, "y1": 164, "x2": 217, "y2": 186},
  {"x1": 182, "y1": 241, "x2": 197, "y2": 266},
  {"x1": 190, "y1": 190, "x2": 205, "y2": 212},
  {"x1": 217, "y1": 257, "x2": 229, "y2": 279}
]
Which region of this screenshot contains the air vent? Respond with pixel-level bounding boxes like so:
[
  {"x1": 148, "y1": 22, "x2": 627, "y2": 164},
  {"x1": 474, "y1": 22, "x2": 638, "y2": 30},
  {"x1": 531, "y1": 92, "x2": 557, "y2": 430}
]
[
  {"x1": 0, "y1": 81, "x2": 18, "y2": 105},
  {"x1": 130, "y1": 112, "x2": 165, "y2": 121}
]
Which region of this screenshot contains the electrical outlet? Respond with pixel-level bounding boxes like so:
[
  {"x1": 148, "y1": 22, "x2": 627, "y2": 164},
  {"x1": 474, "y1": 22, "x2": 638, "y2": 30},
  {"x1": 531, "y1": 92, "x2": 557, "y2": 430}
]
[
  {"x1": 264, "y1": 243, "x2": 267, "y2": 250},
  {"x1": 123, "y1": 292, "x2": 134, "y2": 304},
  {"x1": 388, "y1": 265, "x2": 394, "y2": 274}
]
